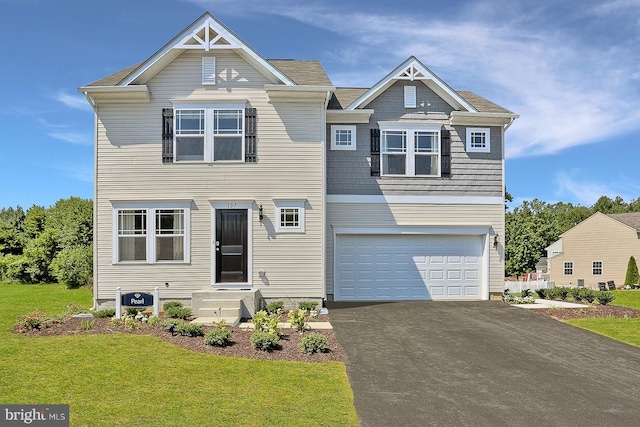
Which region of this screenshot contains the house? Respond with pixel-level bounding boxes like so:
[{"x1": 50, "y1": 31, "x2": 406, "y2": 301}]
[
  {"x1": 547, "y1": 212, "x2": 640, "y2": 287},
  {"x1": 79, "y1": 12, "x2": 517, "y2": 318}
]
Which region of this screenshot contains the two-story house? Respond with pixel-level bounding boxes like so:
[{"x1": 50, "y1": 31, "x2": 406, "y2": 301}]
[{"x1": 80, "y1": 12, "x2": 517, "y2": 318}]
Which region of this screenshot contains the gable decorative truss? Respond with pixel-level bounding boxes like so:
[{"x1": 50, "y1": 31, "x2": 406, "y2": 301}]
[
  {"x1": 346, "y1": 56, "x2": 477, "y2": 112},
  {"x1": 118, "y1": 13, "x2": 294, "y2": 86}
]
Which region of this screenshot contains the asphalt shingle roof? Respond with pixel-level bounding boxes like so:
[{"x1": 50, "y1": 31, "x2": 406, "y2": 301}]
[
  {"x1": 608, "y1": 213, "x2": 640, "y2": 232},
  {"x1": 456, "y1": 91, "x2": 513, "y2": 114},
  {"x1": 267, "y1": 60, "x2": 332, "y2": 86}
]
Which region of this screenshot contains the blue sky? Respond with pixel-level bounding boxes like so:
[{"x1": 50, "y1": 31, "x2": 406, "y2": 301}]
[{"x1": 1, "y1": 0, "x2": 639, "y2": 209}]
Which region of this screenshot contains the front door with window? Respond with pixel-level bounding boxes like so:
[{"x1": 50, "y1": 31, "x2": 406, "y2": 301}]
[{"x1": 215, "y1": 209, "x2": 247, "y2": 283}]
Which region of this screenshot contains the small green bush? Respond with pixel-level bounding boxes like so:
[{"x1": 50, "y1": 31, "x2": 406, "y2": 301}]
[
  {"x1": 49, "y1": 245, "x2": 93, "y2": 289},
  {"x1": 596, "y1": 291, "x2": 615, "y2": 306},
  {"x1": 250, "y1": 330, "x2": 280, "y2": 351},
  {"x1": 555, "y1": 287, "x2": 570, "y2": 301},
  {"x1": 79, "y1": 319, "x2": 96, "y2": 331},
  {"x1": 92, "y1": 308, "x2": 116, "y2": 318},
  {"x1": 174, "y1": 322, "x2": 204, "y2": 337},
  {"x1": 625, "y1": 256, "x2": 640, "y2": 286},
  {"x1": 265, "y1": 300, "x2": 284, "y2": 314},
  {"x1": 299, "y1": 332, "x2": 328, "y2": 355},
  {"x1": 520, "y1": 289, "x2": 533, "y2": 298},
  {"x1": 581, "y1": 289, "x2": 596, "y2": 304},
  {"x1": 16, "y1": 311, "x2": 48, "y2": 332},
  {"x1": 125, "y1": 307, "x2": 146, "y2": 316},
  {"x1": 161, "y1": 318, "x2": 185, "y2": 329},
  {"x1": 569, "y1": 288, "x2": 582, "y2": 302},
  {"x1": 252, "y1": 310, "x2": 281, "y2": 335},
  {"x1": 298, "y1": 301, "x2": 318, "y2": 312},
  {"x1": 204, "y1": 326, "x2": 232, "y2": 347},
  {"x1": 165, "y1": 306, "x2": 193, "y2": 320},
  {"x1": 535, "y1": 288, "x2": 548, "y2": 299},
  {"x1": 163, "y1": 301, "x2": 183, "y2": 311},
  {"x1": 147, "y1": 314, "x2": 160, "y2": 326}
]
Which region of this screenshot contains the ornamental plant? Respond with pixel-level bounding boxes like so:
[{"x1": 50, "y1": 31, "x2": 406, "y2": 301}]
[
  {"x1": 204, "y1": 325, "x2": 232, "y2": 347},
  {"x1": 250, "y1": 330, "x2": 280, "y2": 351},
  {"x1": 624, "y1": 256, "x2": 640, "y2": 286},
  {"x1": 252, "y1": 310, "x2": 281, "y2": 335},
  {"x1": 287, "y1": 308, "x2": 317, "y2": 333},
  {"x1": 299, "y1": 332, "x2": 328, "y2": 355}
]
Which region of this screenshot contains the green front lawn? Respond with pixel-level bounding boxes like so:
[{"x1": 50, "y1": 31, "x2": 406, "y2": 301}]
[
  {"x1": 0, "y1": 284, "x2": 358, "y2": 427},
  {"x1": 567, "y1": 290, "x2": 640, "y2": 348}
]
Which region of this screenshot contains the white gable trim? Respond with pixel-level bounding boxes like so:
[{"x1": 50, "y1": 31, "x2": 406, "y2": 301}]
[
  {"x1": 120, "y1": 13, "x2": 295, "y2": 86},
  {"x1": 346, "y1": 56, "x2": 476, "y2": 112}
]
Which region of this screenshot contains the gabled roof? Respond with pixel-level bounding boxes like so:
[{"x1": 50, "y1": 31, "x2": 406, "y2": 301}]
[
  {"x1": 346, "y1": 56, "x2": 477, "y2": 112},
  {"x1": 328, "y1": 88, "x2": 368, "y2": 110},
  {"x1": 86, "y1": 12, "x2": 296, "y2": 88},
  {"x1": 267, "y1": 60, "x2": 332, "y2": 86},
  {"x1": 608, "y1": 213, "x2": 640, "y2": 232},
  {"x1": 456, "y1": 91, "x2": 513, "y2": 114}
]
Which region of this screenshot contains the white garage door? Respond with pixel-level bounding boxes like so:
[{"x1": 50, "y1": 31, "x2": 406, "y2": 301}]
[{"x1": 334, "y1": 234, "x2": 484, "y2": 301}]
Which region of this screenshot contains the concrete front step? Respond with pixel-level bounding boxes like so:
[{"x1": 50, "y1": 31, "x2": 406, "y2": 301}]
[
  {"x1": 197, "y1": 307, "x2": 240, "y2": 319},
  {"x1": 191, "y1": 317, "x2": 240, "y2": 327},
  {"x1": 199, "y1": 298, "x2": 245, "y2": 309}
]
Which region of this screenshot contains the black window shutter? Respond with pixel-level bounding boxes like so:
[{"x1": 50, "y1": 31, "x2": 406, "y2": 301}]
[
  {"x1": 441, "y1": 128, "x2": 451, "y2": 177},
  {"x1": 370, "y1": 128, "x2": 380, "y2": 176},
  {"x1": 162, "y1": 108, "x2": 174, "y2": 164},
  {"x1": 245, "y1": 107, "x2": 257, "y2": 163}
]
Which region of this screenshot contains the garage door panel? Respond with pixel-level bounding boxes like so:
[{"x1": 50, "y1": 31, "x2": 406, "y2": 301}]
[{"x1": 335, "y1": 234, "x2": 484, "y2": 301}]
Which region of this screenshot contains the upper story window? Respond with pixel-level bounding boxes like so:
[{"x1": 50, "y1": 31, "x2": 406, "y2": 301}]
[
  {"x1": 381, "y1": 126, "x2": 440, "y2": 177},
  {"x1": 114, "y1": 204, "x2": 190, "y2": 264},
  {"x1": 466, "y1": 127, "x2": 490, "y2": 153},
  {"x1": 174, "y1": 105, "x2": 244, "y2": 163},
  {"x1": 563, "y1": 261, "x2": 573, "y2": 275},
  {"x1": 331, "y1": 125, "x2": 357, "y2": 150},
  {"x1": 592, "y1": 261, "x2": 603, "y2": 275}
]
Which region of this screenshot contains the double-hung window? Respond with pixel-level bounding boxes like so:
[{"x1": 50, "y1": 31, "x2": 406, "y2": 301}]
[
  {"x1": 174, "y1": 105, "x2": 244, "y2": 162},
  {"x1": 381, "y1": 126, "x2": 440, "y2": 176},
  {"x1": 114, "y1": 204, "x2": 190, "y2": 263},
  {"x1": 592, "y1": 261, "x2": 603, "y2": 276},
  {"x1": 563, "y1": 261, "x2": 573, "y2": 275}
]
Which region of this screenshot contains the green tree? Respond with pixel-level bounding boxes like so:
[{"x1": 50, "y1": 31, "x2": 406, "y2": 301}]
[
  {"x1": 0, "y1": 206, "x2": 26, "y2": 255},
  {"x1": 50, "y1": 245, "x2": 93, "y2": 289},
  {"x1": 624, "y1": 256, "x2": 640, "y2": 286},
  {"x1": 46, "y1": 197, "x2": 93, "y2": 249},
  {"x1": 23, "y1": 205, "x2": 47, "y2": 239},
  {"x1": 22, "y1": 229, "x2": 58, "y2": 283}
]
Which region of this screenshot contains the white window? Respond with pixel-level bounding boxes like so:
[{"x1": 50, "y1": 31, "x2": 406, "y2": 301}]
[
  {"x1": 381, "y1": 126, "x2": 440, "y2": 176},
  {"x1": 466, "y1": 127, "x2": 490, "y2": 153},
  {"x1": 274, "y1": 200, "x2": 306, "y2": 233},
  {"x1": 404, "y1": 86, "x2": 417, "y2": 108},
  {"x1": 202, "y1": 57, "x2": 216, "y2": 85},
  {"x1": 563, "y1": 261, "x2": 573, "y2": 275},
  {"x1": 114, "y1": 204, "x2": 190, "y2": 264},
  {"x1": 592, "y1": 261, "x2": 603, "y2": 275},
  {"x1": 331, "y1": 125, "x2": 357, "y2": 150},
  {"x1": 174, "y1": 105, "x2": 244, "y2": 163}
]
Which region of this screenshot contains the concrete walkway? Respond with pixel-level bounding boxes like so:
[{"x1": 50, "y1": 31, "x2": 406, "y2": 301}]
[
  {"x1": 328, "y1": 300, "x2": 640, "y2": 427},
  {"x1": 512, "y1": 299, "x2": 590, "y2": 309}
]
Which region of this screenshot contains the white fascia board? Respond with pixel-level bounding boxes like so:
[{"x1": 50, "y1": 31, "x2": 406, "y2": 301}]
[
  {"x1": 326, "y1": 194, "x2": 504, "y2": 205},
  {"x1": 450, "y1": 111, "x2": 519, "y2": 126},
  {"x1": 346, "y1": 56, "x2": 477, "y2": 112},
  {"x1": 119, "y1": 13, "x2": 295, "y2": 87},
  {"x1": 79, "y1": 85, "x2": 150, "y2": 102},
  {"x1": 265, "y1": 85, "x2": 334, "y2": 102},
  {"x1": 333, "y1": 225, "x2": 492, "y2": 236},
  {"x1": 326, "y1": 109, "x2": 374, "y2": 124}
]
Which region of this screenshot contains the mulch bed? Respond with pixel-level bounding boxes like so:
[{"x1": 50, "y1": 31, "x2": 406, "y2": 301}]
[
  {"x1": 533, "y1": 305, "x2": 640, "y2": 321},
  {"x1": 16, "y1": 315, "x2": 344, "y2": 363}
]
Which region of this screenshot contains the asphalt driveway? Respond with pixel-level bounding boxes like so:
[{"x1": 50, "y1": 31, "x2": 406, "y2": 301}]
[{"x1": 327, "y1": 301, "x2": 640, "y2": 427}]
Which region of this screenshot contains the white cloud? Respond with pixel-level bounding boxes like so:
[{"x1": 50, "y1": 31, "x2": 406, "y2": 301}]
[
  {"x1": 53, "y1": 90, "x2": 92, "y2": 111},
  {"x1": 554, "y1": 169, "x2": 635, "y2": 205},
  {"x1": 48, "y1": 132, "x2": 92, "y2": 146}
]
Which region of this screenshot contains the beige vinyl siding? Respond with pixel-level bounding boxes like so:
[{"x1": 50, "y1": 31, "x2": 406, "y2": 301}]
[
  {"x1": 326, "y1": 202, "x2": 504, "y2": 297},
  {"x1": 95, "y1": 49, "x2": 324, "y2": 304},
  {"x1": 548, "y1": 213, "x2": 640, "y2": 287}
]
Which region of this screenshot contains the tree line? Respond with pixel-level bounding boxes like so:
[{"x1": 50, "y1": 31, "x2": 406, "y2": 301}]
[
  {"x1": 0, "y1": 197, "x2": 93, "y2": 288},
  {"x1": 505, "y1": 195, "x2": 640, "y2": 277}
]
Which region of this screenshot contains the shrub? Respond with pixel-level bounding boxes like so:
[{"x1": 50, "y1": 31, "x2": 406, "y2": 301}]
[
  {"x1": 16, "y1": 311, "x2": 48, "y2": 332},
  {"x1": 79, "y1": 319, "x2": 96, "y2": 331},
  {"x1": 161, "y1": 318, "x2": 184, "y2": 329},
  {"x1": 204, "y1": 326, "x2": 232, "y2": 347},
  {"x1": 126, "y1": 307, "x2": 145, "y2": 316},
  {"x1": 298, "y1": 301, "x2": 318, "y2": 312},
  {"x1": 92, "y1": 308, "x2": 116, "y2": 318},
  {"x1": 165, "y1": 306, "x2": 192, "y2": 320},
  {"x1": 252, "y1": 310, "x2": 281, "y2": 335},
  {"x1": 174, "y1": 322, "x2": 203, "y2": 337},
  {"x1": 569, "y1": 288, "x2": 582, "y2": 302},
  {"x1": 535, "y1": 288, "x2": 548, "y2": 299},
  {"x1": 581, "y1": 289, "x2": 596, "y2": 304},
  {"x1": 147, "y1": 314, "x2": 160, "y2": 326},
  {"x1": 63, "y1": 302, "x2": 88, "y2": 316},
  {"x1": 625, "y1": 256, "x2": 640, "y2": 286},
  {"x1": 123, "y1": 316, "x2": 138, "y2": 330},
  {"x1": 265, "y1": 300, "x2": 284, "y2": 314},
  {"x1": 49, "y1": 245, "x2": 93, "y2": 289},
  {"x1": 250, "y1": 330, "x2": 280, "y2": 351},
  {"x1": 556, "y1": 287, "x2": 570, "y2": 301},
  {"x1": 288, "y1": 308, "x2": 318, "y2": 333},
  {"x1": 520, "y1": 289, "x2": 532, "y2": 298},
  {"x1": 163, "y1": 301, "x2": 183, "y2": 311},
  {"x1": 596, "y1": 291, "x2": 615, "y2": 306},
  {"x1": 299, "y1": 332, "x2": 328, "y2": 355}
]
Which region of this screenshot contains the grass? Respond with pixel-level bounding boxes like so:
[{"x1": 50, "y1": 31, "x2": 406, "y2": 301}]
[
  {"x1": 566, "y1": 290, "x2": 640, "y2": 348},
  {"x1": 0, "y1": 283, "x2": 358, "y2": 427}
]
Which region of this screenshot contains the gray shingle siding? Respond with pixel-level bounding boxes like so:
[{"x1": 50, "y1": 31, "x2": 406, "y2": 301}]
[{"x1": 327, "y1": 81, "x2": 503, "y2": 197}]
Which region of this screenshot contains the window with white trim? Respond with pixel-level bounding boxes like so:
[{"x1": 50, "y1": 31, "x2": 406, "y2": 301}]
[
  {"x1": 274, "y1": 200, "x2": 305, "y2": 233},
  {"x1": 381, "y1": 126, "x2": 440, "y2": 176},
  {"x1": 592, "y1": 261, "x2": 603, "y2": 275},
  {"x1": 466, "y1": 127, "x2": 490, "y2": 153},
  {"x1": 114, "y1": 205, "x2": 190, "y2": 263},
  {"x1": 563, "y1": 261, "x2": 573, "y2": 275},
  {"x1": 174, "y1": 105, "x2": 244, "y2": 162},
  {"x1": 331, "y1": 125, "x2": 356, "y2": 150}
]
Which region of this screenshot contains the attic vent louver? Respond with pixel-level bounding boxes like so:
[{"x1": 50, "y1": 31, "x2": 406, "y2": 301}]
[{"x1": 202, "y1": 57, "x2": 216, "y2": 85}]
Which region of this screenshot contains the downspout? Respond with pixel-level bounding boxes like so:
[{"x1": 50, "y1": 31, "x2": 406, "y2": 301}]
[
  {"x1": 504, "y1": 116, "x2": 515, "y2": 131},
  {"x1": 84, "y1": 92, "x2": 98, "y2": 310}
]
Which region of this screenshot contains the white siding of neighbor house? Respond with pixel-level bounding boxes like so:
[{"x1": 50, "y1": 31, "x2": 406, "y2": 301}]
[
  {"x1": 94, "y1": 50, "x2": 324, "y2": 304},
  {"x1": 325, "y1": 202, "x2": 505, "y2": 297},
  {"x1": 548, "y1": 213, "x2": 640, "y2": 287}
]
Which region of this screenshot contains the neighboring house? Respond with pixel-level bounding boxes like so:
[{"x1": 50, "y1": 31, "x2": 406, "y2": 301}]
[
  {"x1": 547, "y1": 212, "x2": 640, "y2": 287},
  {"x1": 79, "y1": 12, "x2": 517, "y2": 314}
]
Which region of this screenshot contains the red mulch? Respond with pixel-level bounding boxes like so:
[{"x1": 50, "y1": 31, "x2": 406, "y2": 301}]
[
  {"x1": 15, "y1": 315, "x2": 344, "y2": 363},
  {"x1": 533, "y1": 305, "x2": 640, "y2": 321}
]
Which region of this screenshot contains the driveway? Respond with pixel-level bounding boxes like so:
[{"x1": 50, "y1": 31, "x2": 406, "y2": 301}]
[{"x1": 327, "y1": 301, "x2": 640, "y2": 427}]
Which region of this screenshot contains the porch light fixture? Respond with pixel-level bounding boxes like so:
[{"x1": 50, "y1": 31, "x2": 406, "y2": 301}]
[
  {"x1": 493, "y1": 233, "x2": 499, "y2": 248},
  {"x1": 258, "y1": 204, "x2": 264, "y2": 221}
]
